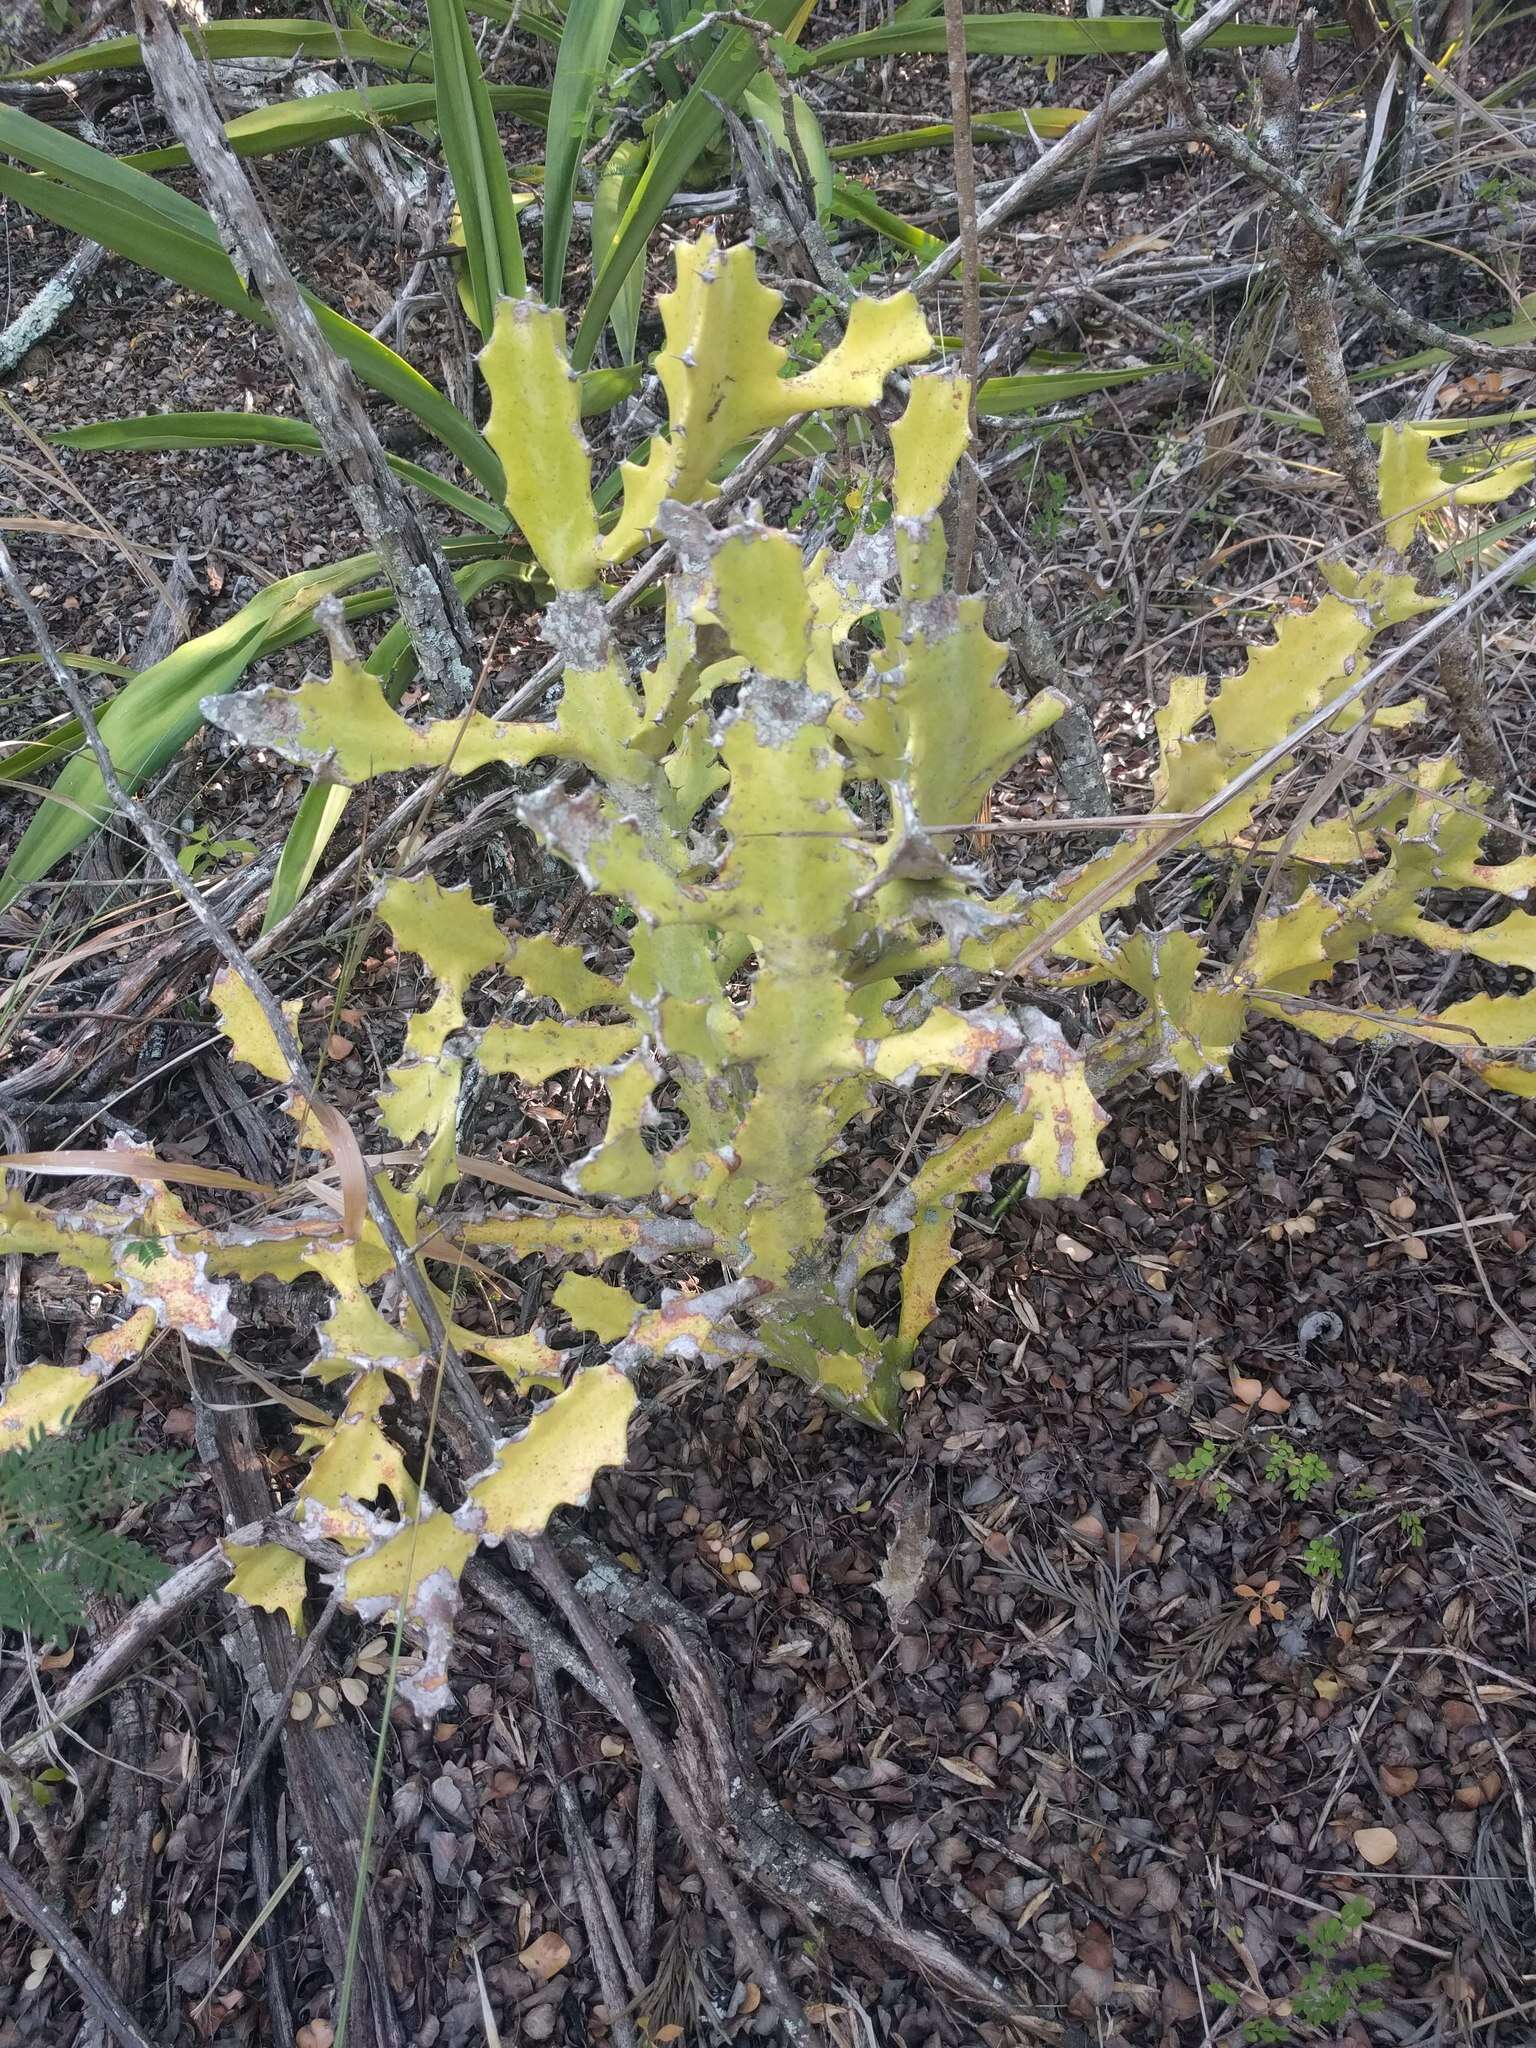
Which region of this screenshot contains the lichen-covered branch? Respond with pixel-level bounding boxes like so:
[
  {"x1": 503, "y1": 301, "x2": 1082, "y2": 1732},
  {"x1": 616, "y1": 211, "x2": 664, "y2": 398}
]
[{"x1": 1160, "y1": 10, "x2": 1536, "y2": 373}]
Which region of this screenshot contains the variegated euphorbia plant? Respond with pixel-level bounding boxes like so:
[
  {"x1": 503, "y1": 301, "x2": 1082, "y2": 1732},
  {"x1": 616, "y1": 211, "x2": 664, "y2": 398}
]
[{"x1": 2, "y1": 236, "x2": 1532, "y2": 1707}]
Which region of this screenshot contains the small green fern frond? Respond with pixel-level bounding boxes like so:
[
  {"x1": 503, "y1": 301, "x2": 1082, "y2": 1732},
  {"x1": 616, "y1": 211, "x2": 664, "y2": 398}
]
[{"x1": 0, "y1": 1423, "x2": 189, "y2": 1644}]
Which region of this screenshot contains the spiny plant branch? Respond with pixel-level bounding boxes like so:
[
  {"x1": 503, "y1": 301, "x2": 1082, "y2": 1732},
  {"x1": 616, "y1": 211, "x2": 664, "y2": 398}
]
[
  {"x1": 1002, "y1": 528, "x2": 1536, "y2": 980},
  {"x1": 0, "y1": 536, "x2": 469, "y2": 1423},
  {"x1": 1158, "y1": 7, "x2": 1536, "y2": 373},
  {"x1": 246, "y1": 411, "x2": 814, "y2": 967}
]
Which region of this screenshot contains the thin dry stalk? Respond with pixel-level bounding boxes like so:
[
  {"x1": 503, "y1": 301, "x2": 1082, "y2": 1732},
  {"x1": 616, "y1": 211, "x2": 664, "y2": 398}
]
[
  {"x1": 132, "y1": 0, "x2": 477, "y2": 709},
  {"x1": 1255, "y1": 39, "x2": 1379, "y2": 518},
  {"x1": 531, "y1": 1657, "x2": 643, "y2": 2048},
  {"x1": 1254, "y1": 34, "x2": 1504, "y2": 793},
  {"x1": 525, "y1": 1536, "x2": 811, "y2": 2043},
  {"x1": 1159, "y1": 11, "x2": 1536, "y2": 371},
  {"x1": 913, "y1": 0, "x2": 1251, "y2": 294}
]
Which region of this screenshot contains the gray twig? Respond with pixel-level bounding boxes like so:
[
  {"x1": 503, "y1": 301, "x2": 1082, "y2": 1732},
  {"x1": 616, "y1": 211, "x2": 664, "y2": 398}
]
[
  {"x1": 1253, "y1": 34, "x2": 1380, "y2": 519},
  {"x1": 131, "y1": 0, "x2": 477, "y2": 709},
  {"x1": 526, "y1": 1535, "x2": 810, "y2": 2042},
  {"x1": 531, "y1": 1656, "x2": 642, "y2": 2048},
  {"x1": 0, "y1": 1516, "x2": 332, "y2": 1775},
  {"x1": 1159, "y1": 8, "x2": 1536, "y2": 372},
  {"x1": 912, "y1": 0, "x2": 1251, "y2": 295},
  {"x1": 0, "y1": 1850, "x2": 156, "y2": 2048}
]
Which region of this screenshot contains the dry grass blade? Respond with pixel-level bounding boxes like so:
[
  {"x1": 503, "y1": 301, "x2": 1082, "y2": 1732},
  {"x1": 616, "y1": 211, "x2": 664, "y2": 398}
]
[{"x1": 0, "y1": 1149, "x2": 280, "y2": 1197}]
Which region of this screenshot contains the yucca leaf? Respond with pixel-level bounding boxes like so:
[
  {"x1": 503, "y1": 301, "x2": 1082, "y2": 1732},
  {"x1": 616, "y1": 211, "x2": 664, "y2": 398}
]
[
  {"x1": 122, "y1": 82, "x2": 552, "y2": 175},
  {"x1": 3, "y1": 18, "x2": 434, "y2": 83},
  {"x1": 827, "y1": 107, "x2": 1086, "y2": 159},
  {"x1": 0, "y1": 717, "x2": 95, "y2": 787},
  {"x1": 796, "y1": 11, "x2": 1299, "y2": 69},
  {"x1": 572, "y1": 0, "x2": 812, "y2": 366},
  {"x1": 579, "y1": 362, "x2": 647, "y2": 413},
  {"x1": 51, "y1": 413, "x2": 511, "y2": 533},
  {"x1": 542, "y1": 0, "x2": 630, "y2": 299},
  {"x1": 592, "y1": 138, "x2": 649, "y2": 364},
  {"x1": 1354, "y1": 290, "x2": 1536, "y2": 379},
  {"x1": 0, "y1": 109, "x2": 502, "y2": 495},
  {"x1": 426, "y1": 0, "x2": 527, "y2": 327},
  {"x1": 830, "y1": 176, "x2": 1004, "y2": 277},
  {"x1": 0, "y1": 560, "x2": 381, "y2": 913},
  {"x1": 742, "y1": 73, "x2": 834, "y2": 218},
  {"x1": 977, "y1": 363, "x2": 1161, "y2": 415}
]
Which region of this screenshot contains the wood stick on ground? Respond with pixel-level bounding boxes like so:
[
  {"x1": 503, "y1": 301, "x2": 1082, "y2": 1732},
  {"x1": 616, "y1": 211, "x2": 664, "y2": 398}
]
[
  {"x1": 0, "y1": 241, "x2": 107, "y2": 379},
  {"x1": 530, "y1": 1656, "x2": 643, "y2": 2048},
  {"x1": 130, "y1": 0, "x2": 477, "y2": 710},
  {"x1": 2, "y1": 1516, "x2": 335, "y2": 1777},
  {"x1": 224, "y1": 1594, "x2": 342, "y2": 1825},
  {"x1": 912, "y1": 0, "x2": 1250, "y2": 295},
  {"x1": 629, "y1": 1769, "x2": 659, "y2": 1979},
  {"x1": 71, "y1": 1638, "x2": 161, "y2": 2048},
  {"x1": 1158, "y1": 10, "x2": 1536, "y2": 373},
  {"x1": 193, "y1": 1364, "x2": 403, "y2": 2048},
  {"x1": 0, "y1": 1849, "x2": 156, "y2": 2048},
  {"x1": 526, "y1": 1535, "x2": 811, "y2": 2043},
  {"x1": 940, "y1": 0, "x2": 981, "y2": 593},
  {"x1": 558, "y1": 1533, "x2": 1054, "y2": 2031}
]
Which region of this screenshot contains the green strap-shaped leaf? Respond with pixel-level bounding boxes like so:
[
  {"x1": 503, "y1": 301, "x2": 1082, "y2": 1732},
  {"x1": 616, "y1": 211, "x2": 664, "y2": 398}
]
[
  {"x1": 0, "y1": 109, "x2": 502, "y2": 496},
  {"x1": 796, "y1": 11, "x2": 1299, "y2": 70},
  {"x1": 592, "y1": 137, "x2": 649, "y2": 364},
  {"x1": 426, "y1": 0, "x2": 528, "y2": 326},
  {"x1": 571, "y1": 0, "x2": 810, "y2": 367},
  {"x1": 52, "y1": 413, "x2": 510, "y2": 534},
  {"x1": 0, "y1": 559, "x2": 380, "y2": 914},
  {"x1": 827, "y1": 108, "x2": 1085, "y2": 159},
  {"x1": 542, "y1": 0, "x2": 630, "y2": 301},
  {"x1": 977, "y1": 364, "x2": 1161, "y2": 416},
  {"x1": 3, "y1": 18, "x2": 434, "y2": 84},
  {"x1": 122, "y1": 83, "x2": 551, "y2": 175}
]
